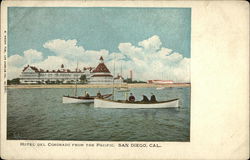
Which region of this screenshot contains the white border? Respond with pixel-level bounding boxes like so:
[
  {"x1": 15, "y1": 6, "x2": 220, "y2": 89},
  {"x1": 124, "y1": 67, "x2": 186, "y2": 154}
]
[{"x1": 1, "y1": 1, "x2": 249, "y2": 159}]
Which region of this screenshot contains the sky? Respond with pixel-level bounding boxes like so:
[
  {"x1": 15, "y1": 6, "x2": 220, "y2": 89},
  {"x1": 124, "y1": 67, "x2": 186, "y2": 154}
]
[{"x1": 8, "y1": 7, "x2": 191, "y2": 82}]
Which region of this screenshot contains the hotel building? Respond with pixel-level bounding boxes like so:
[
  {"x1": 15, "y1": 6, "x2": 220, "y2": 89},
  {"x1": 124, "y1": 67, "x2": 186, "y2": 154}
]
[{"x1": 20, "y1": 56, "x2": 124, "y2": 84}]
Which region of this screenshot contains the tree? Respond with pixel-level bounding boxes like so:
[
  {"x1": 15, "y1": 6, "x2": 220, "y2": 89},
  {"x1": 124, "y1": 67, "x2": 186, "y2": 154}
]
[
  {"x1": 45, "y1": 80, "x2": 50, "y2": 84},
  {"x1": 7, "y1": 78, "x2": 20, "y2": 85},
  {"x1": 80, "y1": 75, "x2": 87, "y2": 83}
]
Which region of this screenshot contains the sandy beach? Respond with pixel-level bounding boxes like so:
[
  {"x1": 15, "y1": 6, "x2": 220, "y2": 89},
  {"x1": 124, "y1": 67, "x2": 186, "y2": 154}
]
[{"x1": 7, "y1": 83, "x2": 190, "y2": 89}]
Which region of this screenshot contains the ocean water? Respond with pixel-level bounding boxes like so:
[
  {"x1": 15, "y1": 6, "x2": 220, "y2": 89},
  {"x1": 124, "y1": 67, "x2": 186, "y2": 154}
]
[{"x1": 7, "y1": 87, "x2": 190, "y2": 141}]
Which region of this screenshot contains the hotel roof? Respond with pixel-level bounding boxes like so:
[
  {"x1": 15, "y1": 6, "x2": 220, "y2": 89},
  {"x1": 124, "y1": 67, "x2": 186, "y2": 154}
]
[
  {"x1": 92, "y1": 57, "x2": 111, "y2": 73},
  {"x1": 22, "y1": 65, "x2": 93, "y2": 73},
  {"x1": 91, "y1": 74, "x2": 113, "y2": 77}
]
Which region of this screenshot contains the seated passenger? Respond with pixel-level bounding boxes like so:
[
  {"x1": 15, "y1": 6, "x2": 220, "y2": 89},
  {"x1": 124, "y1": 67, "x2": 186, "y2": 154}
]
[
  {"x1": 141, "y1": 95, "x2": 149, "y2": 102},
  {"x1": 150, "y1": 93, "x2": 157, "y2": 102},
  {"x1": 97, "y1": 91, "x2": 102, "y2": 98},
  {"x1": 128, "y1": 93, "x2": 135, "y2": 102},
  {"x1": 85, "y1": 92, "x2": 90, "y2": 98}
]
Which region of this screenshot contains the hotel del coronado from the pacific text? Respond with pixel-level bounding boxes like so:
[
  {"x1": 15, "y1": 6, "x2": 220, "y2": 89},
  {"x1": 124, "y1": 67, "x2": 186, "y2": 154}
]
[{"x1": 19, "y1": 56, "x2": 125, "y2": 84}]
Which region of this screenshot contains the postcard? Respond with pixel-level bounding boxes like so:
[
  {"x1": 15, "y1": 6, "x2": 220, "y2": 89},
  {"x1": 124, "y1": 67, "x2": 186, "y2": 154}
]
[{"x1": 1, "y1": 1, "x2": 249, "y2": 159}]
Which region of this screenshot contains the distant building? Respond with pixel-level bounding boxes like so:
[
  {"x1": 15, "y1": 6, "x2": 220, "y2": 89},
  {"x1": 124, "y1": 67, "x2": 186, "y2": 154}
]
[
  {"x1": 114, "y1": 74, "x2": 124, "y2": 84},
  {"x1": 147, "y1": 80, "x2": 174, "y2": 84},
  {"x1": 130, "y1": 70, "x2": 133, "y2": 81}
]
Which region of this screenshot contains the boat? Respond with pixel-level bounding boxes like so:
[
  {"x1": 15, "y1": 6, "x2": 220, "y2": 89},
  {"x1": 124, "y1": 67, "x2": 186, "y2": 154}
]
[
  {"x1": 115, "y1": 63, "x2": 130, "y2": 92},
  {"x1": 116, "y1": 83, "x2": 130, "y2": 92},
  {"x1": 63, "y1": 94, "x2": 112, "y2": 104},
  {"x1": 116, "y1": 87, "x2": 130, "y2": 92},
  {"x1": 156, "y1": 87, "x2": 166, "y2": 90},
  {"x1": 94, "y1": 98, "x2": 179, "y2": 109},
  {"x1": 148, "y1": 74, "x2": 174, "y2": 84},
  {"x1": 148, "y1": 80, "x2": 174, "y2": 84},
  {"x1": 62, "y1": 61, "x2": 112, "y2": 104},
  {"x1": 94, "y1": 56, "x2": 179, "y2": 109}
]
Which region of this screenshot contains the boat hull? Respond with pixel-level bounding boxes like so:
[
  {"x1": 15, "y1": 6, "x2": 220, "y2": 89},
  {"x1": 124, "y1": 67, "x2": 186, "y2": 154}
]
[
  {"x1": 62, "y1": 96, "x2": 94, "y2": 104},
  {"x1": 63, "y1": 94, "x2": 112, "y2": 104},
  {"x1": 94, "y1": 98, "x2": 179, "y2": 109},
  {"x1": 156, "y1": 87, "x2": 166, "y2": 90},
  {"x1": 116, "y1": 89, "x2": 130, "y2": 92},
  {"x1": 115, "y1": 87, "x2": 130, "y2": 92}
]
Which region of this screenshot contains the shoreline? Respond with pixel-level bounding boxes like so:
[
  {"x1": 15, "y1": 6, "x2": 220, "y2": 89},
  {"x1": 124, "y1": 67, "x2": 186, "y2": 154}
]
[{"x1": 7, "y1": 83, "x2": 191, "y2": 89}]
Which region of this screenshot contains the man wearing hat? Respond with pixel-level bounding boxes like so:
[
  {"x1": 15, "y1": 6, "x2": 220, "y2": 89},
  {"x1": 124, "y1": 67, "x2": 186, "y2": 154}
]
[
  {"x1": 141, "y1": 94, "x2": 149, "y2": 102},
  {"x1": 128, "y1": 93, "x2": 135, "y2": 102},
  {"x1": 150, "y1": 93, "x2": 157, "y2": 102}
]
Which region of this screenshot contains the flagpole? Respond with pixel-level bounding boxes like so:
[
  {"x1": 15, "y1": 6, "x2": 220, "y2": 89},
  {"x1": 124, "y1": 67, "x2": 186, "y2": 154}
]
[
  {"x1": 112, "y1": 54, "x2": 116, "y2": 100},
  {"x1": 74, "y1": 61, "x2": 78, "y2": 96}
]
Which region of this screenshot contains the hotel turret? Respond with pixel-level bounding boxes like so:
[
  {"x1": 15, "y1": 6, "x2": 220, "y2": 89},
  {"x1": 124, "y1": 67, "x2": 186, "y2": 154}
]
[{"x1": 88, "y1": 56, "x2": 113, "y2": 84}]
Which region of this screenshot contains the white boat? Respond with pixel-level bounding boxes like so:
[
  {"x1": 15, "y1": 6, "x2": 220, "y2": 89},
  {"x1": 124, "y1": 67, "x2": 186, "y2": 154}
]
[
  {"x1": 148, "y1": 80, "x2": 174, "y2": 84},
  {"x1": 63, "y1": 94, "x2": 112, "y2": 104},
  {"x1": 156, "y1": 87, "x2": 166, "y2": 90},
  {"x1": 94, "y1": 98, "x2": 179, "y2": 109},
  {"x1": 116, "y1": 87, "x2": 130, "y2": 92},
  {"x1": 62, "y1": 61, "x2": 113, "y2": 104}
]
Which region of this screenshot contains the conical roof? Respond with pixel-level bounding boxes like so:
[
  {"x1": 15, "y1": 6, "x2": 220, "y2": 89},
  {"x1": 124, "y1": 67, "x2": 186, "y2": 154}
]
[{"x1": 92, "y1": 57, "x2": 110, "y2": 73}]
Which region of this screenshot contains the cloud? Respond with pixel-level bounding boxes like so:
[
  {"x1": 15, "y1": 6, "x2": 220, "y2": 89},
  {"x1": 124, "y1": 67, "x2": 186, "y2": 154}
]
[
  {"x1": 8, "y1": 35, "x2": 190, "y2": 82},
  {"x1": 34, "y1": 56, "x2": 72, "y2": 71},
  {"x1": 158, "y1": 47, "x2": 172, "y2": 57},
  {"x1": 43, "y1": 39, "x2": 109, "y2": 66},
  {"x1": 23, "y1": 49, "x2": 43, "y2": 64},
  {"x1": 7, "y1": 66, "x2": 23, "y2": 80},
  {"x1": 8, "y1": 54, "x2": 26, "y2": 67},
  {"x1": 114, "y1": 36, "x2": 190, "y2": 82},
  {"x1": 8, "y1": 49, "x2": 43, "y2": 68},
  {"x1": 43, "y1": 39, "x2": 85, "y2": 61},
  {"x1": 8, "y1": 49, "x2": 44, "y2": 79},
  {"x1": 138, "y1": 35, "x2": 162, "y2": 52}
]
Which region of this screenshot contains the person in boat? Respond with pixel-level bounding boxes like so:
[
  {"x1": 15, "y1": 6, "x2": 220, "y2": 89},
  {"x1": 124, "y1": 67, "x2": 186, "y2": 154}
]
[
  {"x1": 128, "y1": 93, "x2": 135, "y2": 102},
  {"x1": 141, "y1": 94, "x2": 149, "y2": 102},
  {"x1": 150, "y1": 93, "x2": 157, "y2": 102},
  {"x1": 97, "y1": 90, "x2": 102, "y2": 98},
  {"x1": 85, "y1": 91, "x2": 90, "y2": 98}
]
